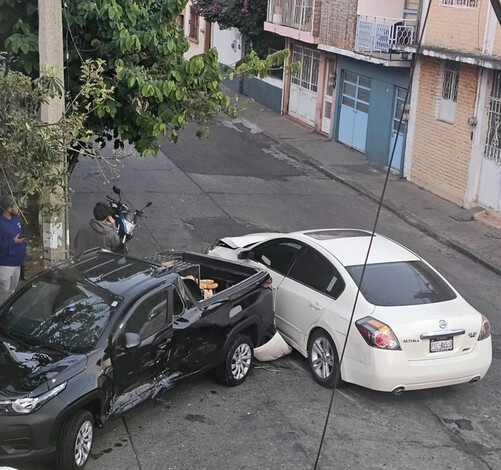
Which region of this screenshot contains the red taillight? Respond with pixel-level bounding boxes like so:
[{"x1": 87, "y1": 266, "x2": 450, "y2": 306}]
[
  {"x1": 263, "y1": 278, "x2": 273, "y2": 290},
  {"x1": 356, "y1": 316, "x2": 401, "y2": 350},
  {"x1": 478, "y1": 314, "x2": 491, "y2": 341}
]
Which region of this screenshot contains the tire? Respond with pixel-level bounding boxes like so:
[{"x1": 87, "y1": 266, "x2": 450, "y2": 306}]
[
  {"x1": 55, "y1": 409, "x2": 94, "y2": 470},
  {"x1": 216, "y1": 334, "x2": 253, "y2": 386},
  {"x1": 308, "y1": 329, "x2": 340, "y2": 389}
]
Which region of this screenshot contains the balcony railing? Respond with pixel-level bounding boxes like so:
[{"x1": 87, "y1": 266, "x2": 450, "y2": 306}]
[
  {"x1": 267, "y1": 0, "x2": 313, "y2": 32},
  {"x1": 355, "y1": 15, "x2": 417, "y2": 59}
]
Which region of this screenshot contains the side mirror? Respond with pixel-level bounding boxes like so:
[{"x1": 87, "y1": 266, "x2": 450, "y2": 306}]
[
  {"x1": 124, "y1": 332, "x2": 141, "y2": 349},
  {"x1": 238, "y1": 250, "x2": 256, "y2": 260},
  {"x1": 112, "y1": 185, "x2": 121, "y2": 195}
]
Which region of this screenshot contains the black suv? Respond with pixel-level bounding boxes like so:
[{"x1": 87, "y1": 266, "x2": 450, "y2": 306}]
[{"x1": 0, "y1": 250, "x2": 274, "y2": 469}]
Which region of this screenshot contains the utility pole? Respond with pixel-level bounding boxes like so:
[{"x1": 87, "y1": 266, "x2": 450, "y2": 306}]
[{"x1": 38, "y1": 0, "x2": 69, "y2": 265}]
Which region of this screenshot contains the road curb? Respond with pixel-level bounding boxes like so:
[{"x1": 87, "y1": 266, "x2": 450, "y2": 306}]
[{"x1": 262, "y1": 132, "x2": 501, "y2": 277}]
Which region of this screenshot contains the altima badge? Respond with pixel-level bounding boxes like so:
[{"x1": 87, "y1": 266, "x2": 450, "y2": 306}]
[{"x1": 439, "y1": 320, "x2": 447, "y2": 329}]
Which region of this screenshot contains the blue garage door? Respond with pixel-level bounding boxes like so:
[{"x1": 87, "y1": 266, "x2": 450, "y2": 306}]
[{"x1": 338, "y1": 72, "x2": 371, "y2": 153}]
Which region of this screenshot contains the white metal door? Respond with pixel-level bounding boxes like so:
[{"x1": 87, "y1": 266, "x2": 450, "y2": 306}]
[
  {"x1": 389, "y1": 87, "x2": 407, "y2": 171},
  {"x1": 479, "y1": 71, "x2": 501, "y2": 211},
  {"x1": 338, "y1": 71, "x2": 371, "y2": 152},
  {"x1": 321, "y1": 59, "x2": 337, "y2": 134},
  {"x1": 289, "y1": 45, "x2": 319, "y2": 127}
]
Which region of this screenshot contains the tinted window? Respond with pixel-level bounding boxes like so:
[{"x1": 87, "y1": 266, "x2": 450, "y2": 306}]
[
  {"x1": 346, "y1": 261, "x2": 457, "y2": 306},
  {"x1": 128, "y1": 290, "x2": 168, "y2": 338},
  {"x1": 253, "y1": 240, "x2": 303, "y2": 275},
  {"x1": 0, "y1": 275, "x2": 118, "y2": 353},
  {"x1": 288, "y1": 248, "x2": 345, "y2": 299}
]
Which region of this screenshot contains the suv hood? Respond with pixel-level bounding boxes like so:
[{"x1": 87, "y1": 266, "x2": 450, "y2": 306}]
[{"x1": 0, "y1": 338, "x2": 87, "y2": 397}]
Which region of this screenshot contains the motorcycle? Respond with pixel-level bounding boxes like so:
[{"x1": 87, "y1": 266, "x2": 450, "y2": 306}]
[{"x1": 107, "y1": 185, "x2": 152, "y2": 254}]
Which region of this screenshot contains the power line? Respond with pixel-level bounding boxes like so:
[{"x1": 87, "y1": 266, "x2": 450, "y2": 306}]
[{"x1": 312, "y1": 1, "x2": 433, "y2": 468}]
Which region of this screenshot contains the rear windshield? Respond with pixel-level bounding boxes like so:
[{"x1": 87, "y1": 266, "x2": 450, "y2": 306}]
[{"x1": 346, "y1": 261, "x2": 457, "y2": 306}]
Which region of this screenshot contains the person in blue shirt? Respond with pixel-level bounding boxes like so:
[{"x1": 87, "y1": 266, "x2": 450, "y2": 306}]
[{"x1": 0, "y1": 195, "x2": 26, "y2": 303}]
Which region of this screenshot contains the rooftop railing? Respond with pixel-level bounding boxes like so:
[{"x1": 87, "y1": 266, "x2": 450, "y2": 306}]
[
  {"x1": 266, "y1": 0, "x2": 314, "y2": 32},
  {"x1": 355, "y1": 15, "x2": 417, "y2": 59}
]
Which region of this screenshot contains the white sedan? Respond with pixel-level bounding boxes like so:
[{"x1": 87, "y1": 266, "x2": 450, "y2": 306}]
[{"x1": 206, "y1": 229, "x2": 492, "y2": 394}]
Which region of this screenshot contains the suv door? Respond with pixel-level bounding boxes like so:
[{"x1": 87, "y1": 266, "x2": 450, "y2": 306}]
[
  {"x1": 112, "y1": 287, "x2": 172, "y2": 404},
  {"x1": 276, "y1": 247, "x2": 345, "y2": 349}
]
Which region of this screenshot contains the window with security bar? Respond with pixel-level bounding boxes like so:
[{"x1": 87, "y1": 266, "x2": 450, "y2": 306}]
[
  {"x1": 438, "y1": 60, "x2": 460, "y2": 123},
  {"x1": 291, "y1": 46, "x2": 320, "y2": 92},
  {"x1": 484, "y1": 71, "x2": 501, "y2": 164},
  {"x1": 441, "y1": 0, "x2": 478, "y2": 7}
]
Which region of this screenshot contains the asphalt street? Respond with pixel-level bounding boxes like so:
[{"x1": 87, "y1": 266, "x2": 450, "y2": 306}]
[{"x1": 18, "y1": 116, "x2": 501, "y2": 470}]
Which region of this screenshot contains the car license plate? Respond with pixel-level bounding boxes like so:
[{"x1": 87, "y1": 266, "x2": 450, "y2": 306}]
[{"x1": 430, "y1": 336, "x2": 453, "y2": 353}]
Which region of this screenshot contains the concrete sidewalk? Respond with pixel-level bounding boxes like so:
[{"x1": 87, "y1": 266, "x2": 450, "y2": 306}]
[{"x1": 236, "y1": 97, "x2": 501, "y2": 276}]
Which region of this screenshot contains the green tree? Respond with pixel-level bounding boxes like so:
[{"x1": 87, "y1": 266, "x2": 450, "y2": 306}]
[
  {"x1": 0, "y1": 0, "x2": 291, "y2": 168},
  {"x1": 0, "y1": 59, "x2": 113, "y2": 252}
]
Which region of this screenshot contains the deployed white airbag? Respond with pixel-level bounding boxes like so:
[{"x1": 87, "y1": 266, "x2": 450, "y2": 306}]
[{"x1": 254, "y1": 332, "x2": 292, "y2": 362}]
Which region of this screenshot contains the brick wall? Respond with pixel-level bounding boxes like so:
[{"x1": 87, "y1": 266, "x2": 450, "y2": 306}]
[
  {"x1": 319, "y1": 0, "x2": 357, "y2": 49},
  {"x1": 424, "y1": 0, "x2": 488, "y2": 55},
  {"x1": 313, "y1": 0, "x2": 322, "y2": 37},
  {"x1": 410, "y1": 57, "x2": 478, "y2": 205}
]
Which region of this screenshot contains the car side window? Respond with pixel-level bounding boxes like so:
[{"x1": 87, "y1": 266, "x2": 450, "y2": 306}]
[
  {"x1": 127, "y1": 290, "x2": 168, "y2": 339},
  {"x1": 288, "y1": 247, "x2": 345, "y2": 299},
  {"x1": 253, "y1": 240, "x2": 303, "y2": 275}
]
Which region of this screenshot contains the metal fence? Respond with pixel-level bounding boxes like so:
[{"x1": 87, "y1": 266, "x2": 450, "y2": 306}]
[
  {"x1": 355, "y1": 15, "x2": 416, "y2": 57},
  {"x1": 267, "y1": 0, "x2": 313, "y2": 32}
]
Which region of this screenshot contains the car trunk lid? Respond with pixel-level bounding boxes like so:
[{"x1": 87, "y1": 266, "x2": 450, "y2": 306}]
[{"x1": 371, "y1": 299, "x2": 482, "y2": 360}]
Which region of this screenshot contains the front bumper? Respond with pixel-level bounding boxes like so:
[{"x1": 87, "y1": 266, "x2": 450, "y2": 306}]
[
  {"x1": 0, "y1": 395, "x2": 66, "y2": 463},
  {"x1": 342, "y1": 338, "x2": 492, "y2": 393}
]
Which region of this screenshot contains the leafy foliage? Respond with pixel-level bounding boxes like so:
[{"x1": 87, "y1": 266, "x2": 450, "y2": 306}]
[
  {"x1": 193, "y1": 0, "x2": 267, "y2": 40},
  {"x1": 0, "y1": 0, "x2": 290, "y2": 159},
  {"x1": 0, "y1": 60, "x2": 113, "y2": 214}
]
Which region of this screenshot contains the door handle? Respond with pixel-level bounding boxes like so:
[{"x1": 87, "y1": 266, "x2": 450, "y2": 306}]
[{"x1": 309, "y1": 301, "x2": 324, "y2": 311}]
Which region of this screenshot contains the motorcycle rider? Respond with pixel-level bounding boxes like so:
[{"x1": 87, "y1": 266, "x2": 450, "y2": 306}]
[{"x1": 73, "y1": 202, "x2": 120, "y2": 255}]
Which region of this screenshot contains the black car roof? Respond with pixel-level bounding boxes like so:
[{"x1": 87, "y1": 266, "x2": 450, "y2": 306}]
[{"x1": 62, "y1": 251, "x2": 163, "y2": 297}]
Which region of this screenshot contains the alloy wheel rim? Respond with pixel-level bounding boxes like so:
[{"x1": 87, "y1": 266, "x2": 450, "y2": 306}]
[
  {"x1": 231, "y1": 343, "x2": 252, "y2": 380},
  {"x1": 74, "y1": 420, "x2": 93, "y2": 466},
  {"x1": 311, "y1": 337, "x2": 335, "y2": 380}
]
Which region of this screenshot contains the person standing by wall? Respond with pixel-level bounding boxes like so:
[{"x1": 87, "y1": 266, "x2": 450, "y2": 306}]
[
  {"x1": 0, "y1": 195, "x2": 26, "y2": 303},
  {"x1": 73, "y1": 201, "x2": 120, "y2": 255}
]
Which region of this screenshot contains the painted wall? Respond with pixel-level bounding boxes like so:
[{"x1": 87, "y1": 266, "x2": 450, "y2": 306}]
[
  {"x1": 424, "y1": 0, "x2": 489, "y2": 55},
  {"x1": 334, "y1": 56, "x2": 410, "y2": 169},
  {"x1": 357, "y1": 0, "x2": 405, "y2": 19},
  {"x1": 212, "y1": 24, "x2": 243, "y2": 66},
  {"x1": 242, "y1": 77, "x2": 284, "y2": 114},
  {"x1": 182, "y1": 0, "x2": 209, "y2": 59},
  {"x1": 410, "y1": 57, "x2": 478, "y2": 206}
]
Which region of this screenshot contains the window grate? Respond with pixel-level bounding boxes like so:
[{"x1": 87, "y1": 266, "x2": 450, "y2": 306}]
[
  {"x1": 442, "y1": 60, "x2": 460, "y2": 102},
  {"x1": 189, "y1": 7, "x2": 199, "y2": 40},
  {"x1": 291, "y1": 45, "x2": 320, "y2": 92},
  {"x1": 484, "y1": 72, "x2": 501, "y2": 163},
  {"x1": 441, "y1": 0, "x2": 478, "y2": 7}
]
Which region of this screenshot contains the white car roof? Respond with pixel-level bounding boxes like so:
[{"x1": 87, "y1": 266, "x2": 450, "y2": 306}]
[{"x1": 294, "y1": 229, "x2": 421, "y2": 267}]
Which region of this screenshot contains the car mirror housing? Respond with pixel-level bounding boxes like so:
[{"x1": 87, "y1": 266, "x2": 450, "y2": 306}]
[
  {"x1": 124, "y1": 332, "x2": 141, "y2": 349},
  {"x1": 238, "y1": 250, "x2": 256, "y2": 261}
]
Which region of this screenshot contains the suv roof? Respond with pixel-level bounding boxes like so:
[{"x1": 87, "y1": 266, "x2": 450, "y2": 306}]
[{"x1": 61, "y1": 251, "x2": 161, "y2": 297}]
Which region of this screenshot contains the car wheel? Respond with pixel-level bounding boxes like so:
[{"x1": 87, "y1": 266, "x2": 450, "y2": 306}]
[
  {"x1": 216, "y1": 334, "x2": 253, "y2": 386},
  {"x1": 308, "y1": 329, "x2": 340, "y2": 388},
  {"x1": 55, "y1": 409, "x2": 94, "y2": 470}
]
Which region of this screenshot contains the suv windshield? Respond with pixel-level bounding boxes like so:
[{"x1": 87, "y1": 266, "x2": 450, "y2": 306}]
[
  {"x1": 346, "y1": 260, "x2": 457, "y2": 306},
  {"x1": 0, "y1": 273, "x2": 119, "y2": 353}
]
